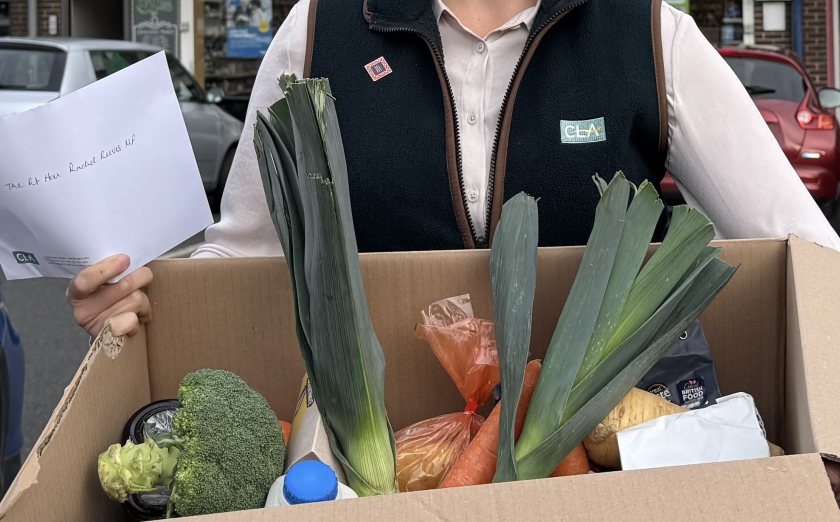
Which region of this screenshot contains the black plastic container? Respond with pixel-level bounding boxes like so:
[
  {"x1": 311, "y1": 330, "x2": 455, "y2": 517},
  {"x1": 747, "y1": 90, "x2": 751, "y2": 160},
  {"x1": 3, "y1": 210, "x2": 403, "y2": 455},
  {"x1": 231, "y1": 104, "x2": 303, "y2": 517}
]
[{"x1": 120, "y1": 399, "x2": 181, "y2": 521}]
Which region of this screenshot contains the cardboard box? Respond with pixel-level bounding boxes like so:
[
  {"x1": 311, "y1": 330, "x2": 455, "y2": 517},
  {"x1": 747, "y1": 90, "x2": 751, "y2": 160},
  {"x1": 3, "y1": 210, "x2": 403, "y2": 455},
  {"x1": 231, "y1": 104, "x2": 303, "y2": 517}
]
[{"x1": 2, "y1": 236, "x2": 840, "y2": 520}]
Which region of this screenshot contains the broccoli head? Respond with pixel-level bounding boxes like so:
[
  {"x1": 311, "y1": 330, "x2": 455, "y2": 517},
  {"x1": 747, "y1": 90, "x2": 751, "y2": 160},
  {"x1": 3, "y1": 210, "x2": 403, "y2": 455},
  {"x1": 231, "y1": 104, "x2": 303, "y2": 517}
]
[{"x1": 98, "y1": 369, "x2": 286, "y2": 517}]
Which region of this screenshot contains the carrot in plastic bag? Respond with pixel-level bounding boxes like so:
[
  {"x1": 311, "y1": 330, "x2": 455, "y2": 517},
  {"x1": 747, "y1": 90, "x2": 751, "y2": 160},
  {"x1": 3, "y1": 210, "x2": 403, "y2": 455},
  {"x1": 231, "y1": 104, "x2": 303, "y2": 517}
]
[
  {"x1": 439, "y1": 360, "x2": 542, "y2": 488},
  {"x1": 395, "y1": 411, "x2": 484, "y2": 492},
  {"x1": 394, "y1": 295, "x2": 500, "y2": 492}
]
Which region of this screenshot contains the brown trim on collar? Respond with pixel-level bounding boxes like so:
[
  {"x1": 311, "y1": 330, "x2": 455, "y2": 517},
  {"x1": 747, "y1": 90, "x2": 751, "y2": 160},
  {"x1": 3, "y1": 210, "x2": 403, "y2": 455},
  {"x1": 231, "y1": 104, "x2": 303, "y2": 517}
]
[
  {"x1": 487, "y1": 13, "x2": 570, "y2": 245},
  {"x1": 303, "y1": 0, "x2": 319, "y2": 78},
  {"x1": 362, "y1": 0, "x2": 472, "y2": 247},
  {"x1": 652, "y1": 0, "x2": 668, "y2": 156},
  {"x1": 363, "y1": 0, "x2": 373, "y2": 23}
]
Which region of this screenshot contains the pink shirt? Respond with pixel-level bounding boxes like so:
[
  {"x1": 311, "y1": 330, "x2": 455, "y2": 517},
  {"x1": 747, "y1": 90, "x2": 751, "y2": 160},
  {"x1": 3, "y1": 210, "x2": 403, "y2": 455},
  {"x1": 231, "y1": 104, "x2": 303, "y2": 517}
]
[{"x1": 194, "y1": 0, "x2": 840, "y2": 258}]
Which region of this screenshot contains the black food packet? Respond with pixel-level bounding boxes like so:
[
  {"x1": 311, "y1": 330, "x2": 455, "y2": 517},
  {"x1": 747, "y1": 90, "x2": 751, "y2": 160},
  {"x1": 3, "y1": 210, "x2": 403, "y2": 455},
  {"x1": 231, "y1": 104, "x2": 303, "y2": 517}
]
[{"x1": 636, "y1": 320, "x2": 721, "y2": 409}]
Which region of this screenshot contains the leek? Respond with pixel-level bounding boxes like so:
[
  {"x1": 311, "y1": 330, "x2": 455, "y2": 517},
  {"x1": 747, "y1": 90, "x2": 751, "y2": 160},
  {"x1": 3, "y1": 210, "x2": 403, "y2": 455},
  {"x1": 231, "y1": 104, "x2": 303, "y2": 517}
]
[
  {"x1": 489, "y1": 193, "x2": 539, "y2": 483},
  {"x1": 492, "y1": 173, "x2": 736, "y2": 481},
  {"x1": 254, "y1": 76, "x2": 397, "y2": 495}
]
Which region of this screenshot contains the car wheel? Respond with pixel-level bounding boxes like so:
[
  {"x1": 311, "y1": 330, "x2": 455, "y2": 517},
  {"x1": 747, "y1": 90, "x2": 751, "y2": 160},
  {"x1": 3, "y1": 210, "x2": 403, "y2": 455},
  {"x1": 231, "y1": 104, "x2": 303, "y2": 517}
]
[{"x1": 211, "y1": 149, "x2": 235, "y2": 212}]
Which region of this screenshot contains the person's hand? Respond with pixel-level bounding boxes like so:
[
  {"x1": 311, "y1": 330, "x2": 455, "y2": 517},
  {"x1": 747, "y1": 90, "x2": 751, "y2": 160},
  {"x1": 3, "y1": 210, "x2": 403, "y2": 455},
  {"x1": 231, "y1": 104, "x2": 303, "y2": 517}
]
[{"x1": 66, "y1": 254, "x2": 153, "y2": 337}]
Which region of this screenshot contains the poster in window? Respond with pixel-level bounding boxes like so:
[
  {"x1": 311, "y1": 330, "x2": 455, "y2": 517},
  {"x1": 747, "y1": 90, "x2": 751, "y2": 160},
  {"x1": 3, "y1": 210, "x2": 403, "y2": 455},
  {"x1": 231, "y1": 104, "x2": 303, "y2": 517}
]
[
  {"x1": 132, "y1": 0, "x2": 180, "y2": 58},
  {"x1": 226, "y1": 0, "x2": 273, "y2": 59}
]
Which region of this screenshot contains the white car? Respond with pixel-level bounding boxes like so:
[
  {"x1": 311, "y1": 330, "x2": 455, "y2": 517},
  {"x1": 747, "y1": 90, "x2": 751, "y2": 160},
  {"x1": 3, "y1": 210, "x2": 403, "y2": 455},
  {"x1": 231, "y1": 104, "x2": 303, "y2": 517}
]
[{"x1": 0, "y1": 37, "x2": 243, "y2": 207}]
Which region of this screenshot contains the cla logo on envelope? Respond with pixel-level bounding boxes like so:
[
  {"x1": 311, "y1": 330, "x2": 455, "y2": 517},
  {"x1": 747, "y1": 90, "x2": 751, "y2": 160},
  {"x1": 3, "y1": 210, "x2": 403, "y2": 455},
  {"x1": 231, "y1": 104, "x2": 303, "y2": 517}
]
[{"x1": 12, "y1": 251, "x2": 38, "y2": 265}]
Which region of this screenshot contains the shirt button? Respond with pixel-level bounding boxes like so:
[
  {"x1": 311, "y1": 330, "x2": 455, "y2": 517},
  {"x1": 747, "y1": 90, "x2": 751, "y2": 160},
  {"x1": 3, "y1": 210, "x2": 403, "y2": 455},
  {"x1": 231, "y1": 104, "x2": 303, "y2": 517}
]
[
  {"x1": 467, "y1": 113, "x2": 478, "y2": 125},
  {"x1": 467, "y1": 188, "x2": 479, "y2": 203},
  {"x1": 476, "y1": 41, "x2": 486, "y2": 53}
]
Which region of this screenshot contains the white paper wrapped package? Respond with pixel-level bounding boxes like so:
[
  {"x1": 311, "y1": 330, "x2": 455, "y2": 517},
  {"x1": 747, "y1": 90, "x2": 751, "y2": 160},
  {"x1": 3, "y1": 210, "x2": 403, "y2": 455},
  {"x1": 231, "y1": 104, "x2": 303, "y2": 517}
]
[{"x1": 617, "y1": 393, "x2": 770, "y2": 471}]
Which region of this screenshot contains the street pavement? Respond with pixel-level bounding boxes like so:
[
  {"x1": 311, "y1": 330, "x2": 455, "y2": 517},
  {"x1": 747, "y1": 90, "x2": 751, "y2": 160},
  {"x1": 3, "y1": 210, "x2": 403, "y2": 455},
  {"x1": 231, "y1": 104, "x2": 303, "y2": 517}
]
[{"x1": 2, "y1": 277, "x2": 89, "y2": 459}]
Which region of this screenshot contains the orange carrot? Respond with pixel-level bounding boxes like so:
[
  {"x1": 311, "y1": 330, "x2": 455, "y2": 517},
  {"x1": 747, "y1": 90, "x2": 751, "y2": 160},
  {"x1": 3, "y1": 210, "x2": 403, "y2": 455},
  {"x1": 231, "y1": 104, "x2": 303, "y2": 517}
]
[
  {"x1": 439, "y1": 360, "x2": 542, "y2": 488},
  {"x1": 549, "y1": 443, "x2": 590, "y2": 477},
  {"x1": 279, "y1": 420, "x2": 292, "y2": 445}
]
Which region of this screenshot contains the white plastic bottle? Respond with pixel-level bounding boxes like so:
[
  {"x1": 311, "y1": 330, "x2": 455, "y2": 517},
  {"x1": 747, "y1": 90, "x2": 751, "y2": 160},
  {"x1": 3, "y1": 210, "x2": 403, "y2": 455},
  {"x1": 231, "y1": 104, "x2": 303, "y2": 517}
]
[{"x1": 265, "y1": 460, "x2": 358, "y2": 507}]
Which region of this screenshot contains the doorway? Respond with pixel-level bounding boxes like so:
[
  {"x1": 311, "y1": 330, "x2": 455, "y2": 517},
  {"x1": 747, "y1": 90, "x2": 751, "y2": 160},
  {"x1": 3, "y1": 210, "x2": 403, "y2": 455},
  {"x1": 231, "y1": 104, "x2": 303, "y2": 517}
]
[{"x1": 69, "y1": 0, "x2": 129, "y2": 40}]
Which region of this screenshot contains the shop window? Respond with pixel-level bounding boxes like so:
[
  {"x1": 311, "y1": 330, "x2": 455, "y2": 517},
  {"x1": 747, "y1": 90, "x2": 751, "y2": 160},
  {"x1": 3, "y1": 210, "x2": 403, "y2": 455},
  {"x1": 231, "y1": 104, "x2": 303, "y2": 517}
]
[
  {"x1": 203, "y1": 0, "x2": 297, "y2": 97},
  {"x1": 722, "y1": 0, "x2": 745, "y2": 45},
  {"x1": 0, "y1": 1, "x2": 9, "y2": 37}
]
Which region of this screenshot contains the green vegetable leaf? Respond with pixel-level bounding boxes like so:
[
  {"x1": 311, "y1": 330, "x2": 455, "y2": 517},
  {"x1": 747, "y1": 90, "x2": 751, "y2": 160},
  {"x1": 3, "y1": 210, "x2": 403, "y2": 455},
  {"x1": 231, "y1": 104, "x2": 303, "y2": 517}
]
[
  {"x1": 515, "y1": 173, "x2": 631, "y2": 461},
  {"x1": 515, "y1": 258, "x2": 736, "y2": 479},
  {"x1": 254, "y1": 77, "x2": 397, "y2": 496},
  {"x1": 489, "y1": 193, "x2": 539, "y2": 483}
]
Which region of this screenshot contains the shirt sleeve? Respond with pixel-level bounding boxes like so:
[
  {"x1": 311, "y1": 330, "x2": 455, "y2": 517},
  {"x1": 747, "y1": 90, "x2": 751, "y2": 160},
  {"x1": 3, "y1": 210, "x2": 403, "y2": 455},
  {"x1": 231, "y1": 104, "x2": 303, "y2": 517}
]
[
  {"x1": 661, "y1": 4, "x2": 840, "y2": 251},
  {"x1": 192, "y1": 0, "x2": 310, "y2": 258}
]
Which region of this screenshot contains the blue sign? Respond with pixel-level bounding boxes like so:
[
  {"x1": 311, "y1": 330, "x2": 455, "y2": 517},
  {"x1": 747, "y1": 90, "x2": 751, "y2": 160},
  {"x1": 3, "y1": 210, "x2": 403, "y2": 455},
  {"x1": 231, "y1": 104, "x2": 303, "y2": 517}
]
[{"x1": 227, "y1": 0, "x2": 273, "y2": 58}]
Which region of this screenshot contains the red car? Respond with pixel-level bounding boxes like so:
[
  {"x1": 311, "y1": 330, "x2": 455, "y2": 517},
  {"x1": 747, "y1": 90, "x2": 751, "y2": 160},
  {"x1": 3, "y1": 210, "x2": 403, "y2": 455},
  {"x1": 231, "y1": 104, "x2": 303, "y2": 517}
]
[{"x1": 661, "y1": 46, "x2": 840, "y2": 216}]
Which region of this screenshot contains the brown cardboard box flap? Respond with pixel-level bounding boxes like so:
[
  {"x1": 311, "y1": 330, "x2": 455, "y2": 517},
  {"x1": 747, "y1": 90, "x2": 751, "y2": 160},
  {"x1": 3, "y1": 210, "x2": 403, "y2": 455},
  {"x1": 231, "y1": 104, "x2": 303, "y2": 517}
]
[
  {"x1": 192, "y1": 455, "x2": 837, "y2": 521},
  {"x1": 0, "y1": 329, "x2": 152, "y2": 521},
  {"x1": 786, "y1": 236, "x2": 840, "y2": 457}
]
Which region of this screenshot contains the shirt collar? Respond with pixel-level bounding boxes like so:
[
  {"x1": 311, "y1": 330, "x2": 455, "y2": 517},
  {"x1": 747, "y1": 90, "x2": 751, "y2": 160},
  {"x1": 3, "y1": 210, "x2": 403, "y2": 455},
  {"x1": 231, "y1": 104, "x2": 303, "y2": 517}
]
[{"x1": 433, "y1": 0, "x2": 541, "y2": 32}]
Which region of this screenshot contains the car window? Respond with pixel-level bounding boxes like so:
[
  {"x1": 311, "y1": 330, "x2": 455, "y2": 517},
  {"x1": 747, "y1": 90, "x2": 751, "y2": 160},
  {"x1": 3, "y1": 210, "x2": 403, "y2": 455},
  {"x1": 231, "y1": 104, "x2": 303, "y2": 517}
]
[
  {"x1": 88, "y1": 50, "x2": 152, "y2": 80},
  {"x1": 165, "y1": 55, "x2": 204, "y2": 103},
  {"x1": 89, "y1": 50, "x2": 204, "y2": 102},
  {"x1": 724, "y1": 57, "x2": 808, "y2": 102},
  {"x1": 0, "y1": 45, "x2": 67, "y2": 91}
]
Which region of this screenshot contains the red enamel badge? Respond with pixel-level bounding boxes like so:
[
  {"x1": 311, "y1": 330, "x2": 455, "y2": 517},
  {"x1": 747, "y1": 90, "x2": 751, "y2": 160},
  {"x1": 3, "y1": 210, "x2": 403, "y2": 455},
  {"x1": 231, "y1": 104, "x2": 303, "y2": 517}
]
[{"x1": 364, "y1": 56, "x2": 393, "y2": 82}]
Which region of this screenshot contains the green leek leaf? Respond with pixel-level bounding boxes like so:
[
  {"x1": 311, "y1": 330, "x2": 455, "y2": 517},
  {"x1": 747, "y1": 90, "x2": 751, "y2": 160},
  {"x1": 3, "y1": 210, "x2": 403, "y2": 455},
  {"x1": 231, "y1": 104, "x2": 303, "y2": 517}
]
[
  {"x1": 489, "y1": 193, "x2": 539, "y2": 483},
  {"x1": 514, "y1": 174, "x2": 631, "y2": 461},
  {"x1": 254, "y1": 77, "x2": 397, "y2": 496},
  {"x1": 515, "y1": 258, "x2": 736, "y2": 479},
  {"x1": 507, "y1": 173, "x2": 736, "y2": 480},
  {"x1": 576, "y1": 180, "x2": 663, "y2": 379}
]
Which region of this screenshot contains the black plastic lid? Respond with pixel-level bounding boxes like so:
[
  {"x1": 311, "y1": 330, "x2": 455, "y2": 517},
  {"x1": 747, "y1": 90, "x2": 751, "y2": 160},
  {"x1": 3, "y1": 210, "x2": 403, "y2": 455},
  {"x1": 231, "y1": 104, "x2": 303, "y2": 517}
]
[{"x1": 120, "y1": 399, "x2": 181, "y2": 520}]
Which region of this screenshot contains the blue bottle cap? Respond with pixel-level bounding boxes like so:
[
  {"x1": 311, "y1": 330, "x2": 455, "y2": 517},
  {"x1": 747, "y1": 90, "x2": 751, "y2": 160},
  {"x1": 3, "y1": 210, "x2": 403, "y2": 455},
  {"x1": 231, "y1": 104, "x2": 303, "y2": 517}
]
[{"x1": 282, "y1": 461, "x2": 339, "y2": 505}]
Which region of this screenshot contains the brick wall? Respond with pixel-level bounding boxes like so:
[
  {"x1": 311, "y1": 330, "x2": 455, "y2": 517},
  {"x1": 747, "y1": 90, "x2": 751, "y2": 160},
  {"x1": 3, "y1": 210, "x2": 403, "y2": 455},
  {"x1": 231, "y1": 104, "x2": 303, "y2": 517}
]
[
  {"x1": 802, "y1": 0, "x2": 829, "y2": 88},
  {"x1": 36, "y1": 0, "x2": 62, "y2": 37},
  {"x1": 9, "y1": 0, "x2": 28, "y2": 36}
]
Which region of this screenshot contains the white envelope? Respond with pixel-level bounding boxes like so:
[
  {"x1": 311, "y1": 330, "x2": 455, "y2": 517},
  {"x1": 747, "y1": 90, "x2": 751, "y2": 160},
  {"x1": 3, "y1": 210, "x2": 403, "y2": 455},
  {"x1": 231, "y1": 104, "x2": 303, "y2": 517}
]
[{"x1": 0, "y1": 52, "x2": 213, "y2": 280}]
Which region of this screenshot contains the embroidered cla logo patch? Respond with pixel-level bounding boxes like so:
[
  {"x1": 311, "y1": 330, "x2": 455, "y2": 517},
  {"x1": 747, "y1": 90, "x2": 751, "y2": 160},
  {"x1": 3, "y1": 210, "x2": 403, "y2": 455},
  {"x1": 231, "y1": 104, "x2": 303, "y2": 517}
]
[
  {"x1": 364, "y1": 56, "x2": 393, "y2": 82},
  {"x1": 560, "y1": 117, "x2": 607, "y2": 144}
]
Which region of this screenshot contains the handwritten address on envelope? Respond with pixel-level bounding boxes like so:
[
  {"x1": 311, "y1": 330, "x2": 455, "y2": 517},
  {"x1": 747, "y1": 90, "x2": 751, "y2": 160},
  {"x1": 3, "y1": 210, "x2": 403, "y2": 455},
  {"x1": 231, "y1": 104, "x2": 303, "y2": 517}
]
[
  {"x1": 0, "y1": 52, "x2": 213, "y2": 280},
  {"x1": 3, "y1": 133, "x2": 137, "y2": 192}
]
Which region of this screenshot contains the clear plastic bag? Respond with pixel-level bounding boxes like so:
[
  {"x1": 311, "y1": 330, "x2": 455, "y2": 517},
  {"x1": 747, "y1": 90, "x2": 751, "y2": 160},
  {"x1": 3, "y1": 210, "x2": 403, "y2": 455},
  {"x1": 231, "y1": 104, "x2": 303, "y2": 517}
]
[
  {"x1": 395, "y1": 295, "x2": 499, "y2": 492},
  {"x1": 395, "y1": 412, "x2": 484, "y2": 492}
]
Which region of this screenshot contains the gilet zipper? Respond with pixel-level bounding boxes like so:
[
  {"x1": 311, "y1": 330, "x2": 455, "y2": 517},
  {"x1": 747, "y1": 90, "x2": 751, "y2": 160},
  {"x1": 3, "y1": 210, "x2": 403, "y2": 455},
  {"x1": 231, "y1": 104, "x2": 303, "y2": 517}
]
[
  {"x1": 482, "y1": 0, "x2": 588, "y2": 246},
  {"x1": 370, "y1": 0, "x2": 587, "y2": 247},
  {"x1": 369, "y1": 23, "x2": 480, "y2": 245}
]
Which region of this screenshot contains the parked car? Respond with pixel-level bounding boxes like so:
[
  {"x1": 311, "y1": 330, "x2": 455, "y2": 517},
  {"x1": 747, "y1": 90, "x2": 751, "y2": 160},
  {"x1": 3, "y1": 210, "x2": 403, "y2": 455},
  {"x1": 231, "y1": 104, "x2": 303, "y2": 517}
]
[
  {"x1": 0, "y1": 38, "x2": 243, "y2": 207},
  {"x1": 0, "y1": 293, "x2": 24, "y2": 496},
  {"x1": 661, "y1": 46, "x2": 840, "y2": 216}
]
